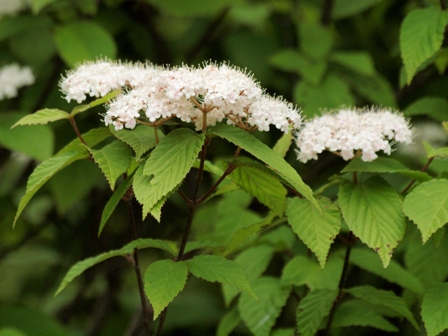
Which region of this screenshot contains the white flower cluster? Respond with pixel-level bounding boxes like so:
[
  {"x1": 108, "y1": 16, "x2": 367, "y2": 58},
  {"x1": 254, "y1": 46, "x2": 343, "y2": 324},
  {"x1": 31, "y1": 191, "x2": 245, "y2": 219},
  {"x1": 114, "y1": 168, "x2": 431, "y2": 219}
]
[
  {"x1": 295, "y1": 108, "x2": 413, "y2": 162},
  {"x1": 0, "y1": 0, "x2": 28, "y2": 19},
  {"x1": 60, "y1": 60, "x2": 159, "y2": 104},
  {"x1": 60, "y1": 60, "x2": 302, "y2": 132},
  {"x1": 0, "y1": 63, "x2": 34, "y2": 100}
]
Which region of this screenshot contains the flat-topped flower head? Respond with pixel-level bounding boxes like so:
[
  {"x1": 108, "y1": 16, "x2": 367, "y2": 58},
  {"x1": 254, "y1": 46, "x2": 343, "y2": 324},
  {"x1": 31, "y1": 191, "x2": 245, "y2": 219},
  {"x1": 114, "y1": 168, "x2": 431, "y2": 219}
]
[
  {"x1": 104, "y1": 61, "x2": 302, "y2": 132},
  {"x1": 0, "y1": 63, "x2": 34, "y2": 100},
  {"x1": 246, "y1": 94, "x2": 302, "y2": 133},
  {"x1": 59, "y1": 59, "x2": 160, "y2": 104},
  {"x1": 295, "y1": 107, "x2": 413, "y2": 163}
]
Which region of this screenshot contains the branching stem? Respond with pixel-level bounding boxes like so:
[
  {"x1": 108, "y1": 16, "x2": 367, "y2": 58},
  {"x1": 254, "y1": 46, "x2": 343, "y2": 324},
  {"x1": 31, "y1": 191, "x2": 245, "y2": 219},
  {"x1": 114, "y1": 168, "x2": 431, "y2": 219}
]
[
  {"x1": 324, "y1": 231, "x2": 355, "y2": 334},
  {"x1": 156, "y1": 136, "x2": 212, "y2": 335},
  {"x1": 196, "y1": 145, "x2": 242, "y2": 205}
]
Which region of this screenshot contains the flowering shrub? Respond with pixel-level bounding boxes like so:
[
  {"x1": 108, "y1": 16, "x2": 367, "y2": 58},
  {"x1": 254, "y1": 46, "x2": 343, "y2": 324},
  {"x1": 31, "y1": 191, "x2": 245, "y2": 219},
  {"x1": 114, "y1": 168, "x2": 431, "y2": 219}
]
[{"x1": 3, "y1": 1, "x2": 448, "y2": 336}]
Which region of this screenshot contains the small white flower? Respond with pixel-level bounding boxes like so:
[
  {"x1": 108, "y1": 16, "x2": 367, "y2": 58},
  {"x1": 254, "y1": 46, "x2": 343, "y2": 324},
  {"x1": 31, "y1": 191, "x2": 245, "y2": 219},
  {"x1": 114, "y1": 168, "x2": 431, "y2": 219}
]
[
  {"x1": 0, "y1": 63, "x2": 34, "y2": 100},
  {"x1": 0, "y1": 0, "x2": 28, "y2": 19},
  {"x1": 295, "y1": 107, "x2": 413, "y2": 163},
  {"x1": 67, "y1": 59, "x2": 302, "y2": 133},
  {"x1": 59, "y1": 59, "x2": 160, "y2": 104},
  {"x1": 247, "y1": 94, "x2": 302, "y2": 133}
]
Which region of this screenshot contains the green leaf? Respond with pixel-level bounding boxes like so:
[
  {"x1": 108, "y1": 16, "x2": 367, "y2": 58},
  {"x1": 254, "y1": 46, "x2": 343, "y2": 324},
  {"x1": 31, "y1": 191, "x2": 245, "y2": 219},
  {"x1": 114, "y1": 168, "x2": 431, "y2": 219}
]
[
  {"x1": 346, "y1": 286, "x2": 419, "y2": 330},
  {"x1": 75, "y1": 0, "x2": 97, "y2": 15},
  {"x1": 299, "y1": 22, "x2": 332, "y2": 60},
  {"x1": 331, "y1": 300, "x2": 398, "y2": 332},
  {"x1": 0, "y1": 306, "x2": 68, "y2": 336},
  {"x1": 259, "y1": 225, "x2": 297, "y2": 251},
  {"x1": 110, "y1": 124, "x2": 163, "y2": 160},
  {"x1": 228, "y1": 3, "x2": 271, "y2": 28},
  {"x1": 338, "y1": 176, "x2": 406, "y2": 267},
  {"x1": 236, "y1": 246, "x2": 274, "y2": 282},
  {"x1": 404, "y1": 97, "x2": 448, "y2": 121},
  {"x1": 281, "y1": 255, "x2": 342, "y2": 290},
  {"x1": 296, "y1": 289, "x2": 338, "y2": 336},
  {"x1": 400, "y1": 7, "x2": 448, "y2": 84},
  {"x1": 330, "y1": 51, "x2": 376, "y2": 77},
  {"x1": 13, "y1": 150, "x2": 88, "y2": 227},
  {"x1": 423, "y1": 141, "x2": 448, "y2": 159},
  {"x1": 403, "y1": 179, "x2": 448, "y2": 242},
  {"x1": 192, "y1": 189, "x2": 261, "y2": 246},
  {"x1": 273, "y1": 130, "x2": 293, "y2": 158},
  {"x1": 222, "y1": 245, "x2": 275, "y2": 306},
  {"x1": 230, "y1": 158, "x2": 287, "y2": 216},
  {"x1": 294, "y1": 74, "x2": 355, "y2": 118},
  {"x1": 147, "y1": 0, "x2": 236, "y2": 17},
  {"x1": 55, "y1": 238, "x2": 178, "y2": 296},
  {"x1": 29, "y1": 0, "x2": 58, "y2": 13},
  {"x1": 435, "y1": 48, "x2": 448, "y2": 74},
  {"x1": 332, "y1": 0, "x2": 382, "y2": 19},
  {"x1": 287, "y1": 197, "x2": 341, "y2": 268},
  {"x1": 350, "y1": 248, "x2": 424, "y2": 294},
  {"x1": 342, "y1": 157, "x2": 431, "y2": 182},
  {"x1": 238, "y1": 277, "x2": 290, "y2": 336},
  {"x1": 9, "y1": 28, "x2": 56, "y2": 69},
  {"x1": 0, "y1": 113, "x2": 54, "y2": 161},
  {"x1": 186, "y1": 255, "x2": 256, "y2": 299},
  {"x1": 269, "y1": 49, "x2": 327, "y2": 85},
  {"x1": 54, "y1": 21, "x2": 117, "y2": 67},
  {"x1": 11, "y1": 109, "x2": 69, "y2": 128},
  {"x1": 56, "y1": 127, "x2": 112, "y2": 155},
  {"x1": 98, "y1": 173, "x2": 134, "y2": 236},
  {"x1": 217, "y1": 307, "x2": 241, "y2": 336},
  {"x1": 421, "y1": 282, "x2": 448, "y2": 336},
  {"x1": 49, "y1": 160, "x2": 102, "y2": 215},
  {"x1": 222, "y1": 212, "x2": 277, "y2": 256},
  {"x1": 209, "y1": 124, "x2": 319, "y2": 211},
  {"x1": 144, "y1": 259, "x2": 188, "y2": 319},
  {"x1": 134, "y1": 128, "x2": 204, "y2": 219},
  {"x1": 0, "y1": 327, "x2": 27, "y2": 336},
  {"x1": 404, "y1": 229, "x2": 448, "y2": 289},
  {"x1": 347, "y1": 72, "x2": 397, "y2": 107},
  {"x1": 88, "y1": 140, "x2": 132, "y2": 189},
  {"x1": 0, "y1": 15, "x2": 52, "y2": 42},
  {"x1": 271, "y1": 329, "x2": 295, "y2": 336},
  {"x1": 71, "y1": 90, "x2": 121, "y2": 116}
]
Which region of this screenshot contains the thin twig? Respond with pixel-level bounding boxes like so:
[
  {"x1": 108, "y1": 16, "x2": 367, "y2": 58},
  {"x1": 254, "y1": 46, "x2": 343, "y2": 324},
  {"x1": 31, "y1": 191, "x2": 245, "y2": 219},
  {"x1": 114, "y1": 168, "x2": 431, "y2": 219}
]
[
  {"x1": 154, "y1": 125, "x2": 159, "y2": 144},
  {"x1": 127, "y1": 198, "x2": 151, "y2": 336},
  {"x1": 401, "y1": 157, "x2": 434, "y2": 194},
  {"x1": 68, "y1": 116, "x2": 88, "y2": 147},
  {"x1": 196, "y1": 163, "x2": 236, "y2": 205},
  {"x1": 353, "y1": 171, "x2": 358, "y2": 184},
  {"x1": 321, "y1": 0, "x2": 334, "y2": 26},
  {"x1": 156, "y1": 307, "x2": 169, "y2": 336},
  {"x1": 324, "y1": 231, "x2": 355, "y2": 334},
  {"x1": 176, "y1": 137, "x2": 211, "y2": 260}
]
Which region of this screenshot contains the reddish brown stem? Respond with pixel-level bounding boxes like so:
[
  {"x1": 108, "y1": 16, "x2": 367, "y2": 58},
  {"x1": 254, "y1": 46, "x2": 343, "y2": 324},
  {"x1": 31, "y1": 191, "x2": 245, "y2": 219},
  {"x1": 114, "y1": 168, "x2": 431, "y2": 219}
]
[
  {"x1": 68, "y1": 116, "x2": 88, "y2": 146},
  {"x1": 401, "y1": 157, "x2": 434, "y2": 194}
]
